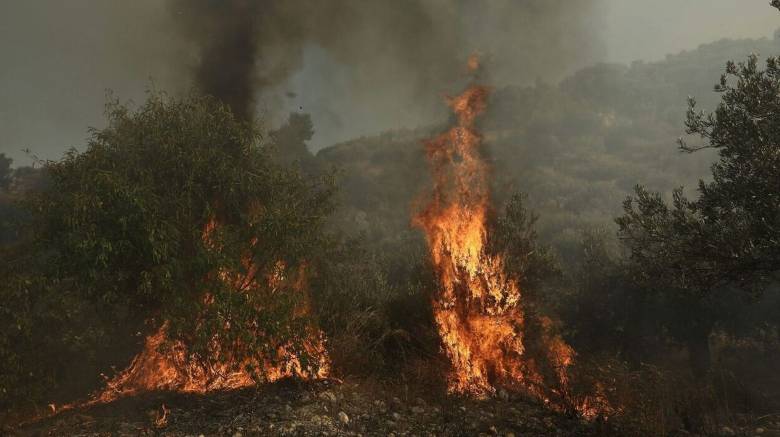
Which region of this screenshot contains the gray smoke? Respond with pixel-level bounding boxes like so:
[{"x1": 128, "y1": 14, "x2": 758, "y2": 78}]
[
  {"x1": 168, "y1": 0, "x2": 606, "y2": 123},
  {"x1": 0, "y1": 0, "x2": 607, "y2": 162},
  {"x1": 167, "y1": 0, "x2": 608, "y2": 145},
  {"x1": 170, "y1": 0, "x2": 262, "y2": 121}
]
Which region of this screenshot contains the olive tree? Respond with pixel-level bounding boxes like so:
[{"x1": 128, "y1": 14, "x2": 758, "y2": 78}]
[
  {"x1": 617, "y1": 55, "x2": 780, "y2": 370},
  {"x1": 0, "y1": 92, "x2": 335, "y2": 409}
]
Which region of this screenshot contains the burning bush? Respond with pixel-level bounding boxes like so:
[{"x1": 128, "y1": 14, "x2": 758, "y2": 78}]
[
  {"x1": 412, "y1": 62, "x2": 592, "y2": 412},
  {"x1": 0, "y1": 91, "x2": 335, "y2": 413}
]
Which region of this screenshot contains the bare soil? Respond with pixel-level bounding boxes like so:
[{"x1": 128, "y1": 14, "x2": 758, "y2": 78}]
[{"x1": 8, "y1": 378, "x2": 604, "y2": 436}]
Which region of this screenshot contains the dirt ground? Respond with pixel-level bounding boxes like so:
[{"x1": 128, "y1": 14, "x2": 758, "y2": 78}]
[{"x1": 8, "y1": 378, "x2": 604, "y2": 437}]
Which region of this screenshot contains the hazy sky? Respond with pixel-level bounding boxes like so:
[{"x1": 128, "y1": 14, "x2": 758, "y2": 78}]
[
  {"x1": 604, "y1": 0, "x2": 778, "y2": 63},
  {"x1": 0, "y1": 1, "x2": 778, "y2": 165}
]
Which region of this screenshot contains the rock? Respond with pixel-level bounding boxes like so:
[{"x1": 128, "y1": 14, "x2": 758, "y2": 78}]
[
  {"x1": 392, "y1": 412, "x2": 402, "y2": 421},
  {"x1": 320, "y1": 391, "x2": 338, "y2": 403},
  {"x1": 338, "y1": 411, "x2": 350, "y2": 425},
  {"x1": 411, "y1": 406, "x2": 425, "y2": 414},
  {"x1": 756, "y1": 427, "x2": 765, "y2": 434},
  {"x1": 721, "y1": 426, "x2": 735, "y2": 436}
]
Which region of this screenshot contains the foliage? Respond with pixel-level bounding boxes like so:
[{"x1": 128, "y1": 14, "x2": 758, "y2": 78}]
[
  {"x1": 489, "y1": 193, "x2": 561, "y2": 292},
  {"x1": 321, "y1": 35, "x2": 780, "y2": 266},
  {"x1": 611, "y1": 55, "x2": 780, "y2": 376},
  {"x1": 0, "y1": 92, "x2": 335, "y2": 410},
  {"x1": 0, "y1": 155, "x2": 13, "y2": 244},
  {"x1": 2, "y1": 23, "x2": 780, "y2": 434},
  {"x1": 310, "y1": 234, "x2": 440, "y2": 378},
  {"x1": 556, "y1": 230, "x2": 651, "y2": 361},
  {"x1": 618, "y1": 55, "x2": 780, "y2": 296},
  {"x1": 269, "y1": 112, "x2": 320, "y2": 175},
  {"x1": 0, "y1": 153, "x2": 11, "y2": 190}
]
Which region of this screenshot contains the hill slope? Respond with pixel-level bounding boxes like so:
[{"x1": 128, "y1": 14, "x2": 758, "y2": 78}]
[{"x1": 316, "y1": 35, "x2": 780, "y2": 261}]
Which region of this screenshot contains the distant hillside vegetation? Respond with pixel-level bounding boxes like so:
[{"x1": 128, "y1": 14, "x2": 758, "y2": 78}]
[{"x1": 315, "y1": 34, "x2": 780, "y2": 261}]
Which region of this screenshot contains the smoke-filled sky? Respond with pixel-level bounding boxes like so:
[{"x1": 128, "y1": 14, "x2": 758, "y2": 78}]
[
  {"x1": 604, "y1": 0, "x2": 779, "y2": 63},
  {"x1": 0, "y1": 0, "x2": 777, "y2": 165}
]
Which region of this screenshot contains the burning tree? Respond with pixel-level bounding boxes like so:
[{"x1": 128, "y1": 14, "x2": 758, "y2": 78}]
[
  {"x1": 0, "y1": 92, "x2": 334, "y2": 409},
  {"x1": 414, "y1": 59, "x2": 582, "y2": 408}
]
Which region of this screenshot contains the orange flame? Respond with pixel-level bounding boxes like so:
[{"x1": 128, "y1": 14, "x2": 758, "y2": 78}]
[
  {"x1": 92, "y1": 219, "x2": 329, "y2": 403},
  {"x1": 414, "y1": 63, "x2": 577, "y2": 404}
]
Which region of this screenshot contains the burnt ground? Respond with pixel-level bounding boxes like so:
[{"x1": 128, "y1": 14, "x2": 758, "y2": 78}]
[
  {"x1": 13, "y1": 379, "x2": 780, "y2": 437},
  {"x1": 7, "y1": 379, "x2": 604, "y2": 437}
]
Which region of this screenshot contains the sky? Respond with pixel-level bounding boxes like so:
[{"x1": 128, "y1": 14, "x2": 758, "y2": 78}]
[
  {"x1": 603, "y1": 0, "x2": 779, "y2": 63},
  {"x1": 0, "y1": 0, "x2": 778, "y2": 166}
]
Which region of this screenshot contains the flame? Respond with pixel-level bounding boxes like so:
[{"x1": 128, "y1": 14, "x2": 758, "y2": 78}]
[
  {"x1": 154, "y1": 404, "x2": 169, "y2": 428},
  {"x1": 414, "y1": 60, "x2": 577, "y2": 404},
  {"x1": 92, "y1": 218, "x2": 329, "y2": 403},
  {"x1": 467, "y1": 53, "x2": 481, "y2": 72}
]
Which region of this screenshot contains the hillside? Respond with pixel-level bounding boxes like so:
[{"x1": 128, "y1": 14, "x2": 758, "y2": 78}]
[
  {"x1": 317, "y1": 35, "x2": 780, "y2": 261},
  {"x1": 5, "y1": 30, "x2": 780, "y2": 437}
]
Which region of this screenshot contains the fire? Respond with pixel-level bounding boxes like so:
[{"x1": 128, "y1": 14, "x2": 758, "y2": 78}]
[
  {"x1": 467, "y1": 53, "x2": 481, "y2": 72},
  {"x1": 92, "y1": 219, "x2": 329, "y2": 403},
  {"x1": 414, "y1": 58, "x2": 577, "y2": 404},
  {"x1": 94, "y1": 320, "x2": 329, "y2": 403}
]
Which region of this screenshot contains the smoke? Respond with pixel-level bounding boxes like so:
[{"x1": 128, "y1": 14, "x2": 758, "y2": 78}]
[
  {"x1": 166, "y1": 0, "x2": 607, "y2": 133},
  {"x1": 0, "y1": 0, "x2": 190, "y2": 165},
  {"x1": 0, "y1": 0, "x2": 606, "y2": 163},
  {"x1": 167, "y1": 0, "x2": 460, "y2": 121},
  {"x1": 170, "y1": 1, "x2": 262, "y2": 121}
]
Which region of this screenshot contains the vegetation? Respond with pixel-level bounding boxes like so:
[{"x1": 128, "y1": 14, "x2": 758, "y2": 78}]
[
  {"x1": 320, "y1": 34, "x2": 780, "y2": 267},
  {"x1": 314, "y1": 35, "x2": 780, "y2": 433},
  {"x1": 0, "y1": 93, "x2": 335, "y2": 411},
  {"x1": 2, "y1": 21, "x2": 780, "y2": 437},
  {"x1": 616, "y1": 54, "x2": 780, "y2": 371}
]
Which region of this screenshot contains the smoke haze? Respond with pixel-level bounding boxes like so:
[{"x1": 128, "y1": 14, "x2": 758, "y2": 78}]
[
  {"x1": 0, "y1": 0, "x2": 606, "y2": 162},
  {"x1": 1, "y1": 1, "x2": 776, "y2": 163}
]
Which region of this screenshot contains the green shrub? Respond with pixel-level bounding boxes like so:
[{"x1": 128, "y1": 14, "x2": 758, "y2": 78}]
[{"x1": 0, "y1": 91, "x2": 335, "y2": 412}]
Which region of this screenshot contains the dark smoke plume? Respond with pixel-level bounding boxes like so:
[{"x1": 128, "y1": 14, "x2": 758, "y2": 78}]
[
  {"x1": 166, "y1": 0, "x2": 606, "y2": 124},
  {"x1": 171, "y1": 0, "x2": 261, "y2": 120},
  {"x1": 0, "y1": 0, "x2": 606, "y2": 163}
]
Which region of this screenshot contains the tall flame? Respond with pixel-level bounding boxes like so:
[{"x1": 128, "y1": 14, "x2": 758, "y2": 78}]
[{"x1": 414, "y1": 58, "x2": 575, "y2": 402}]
